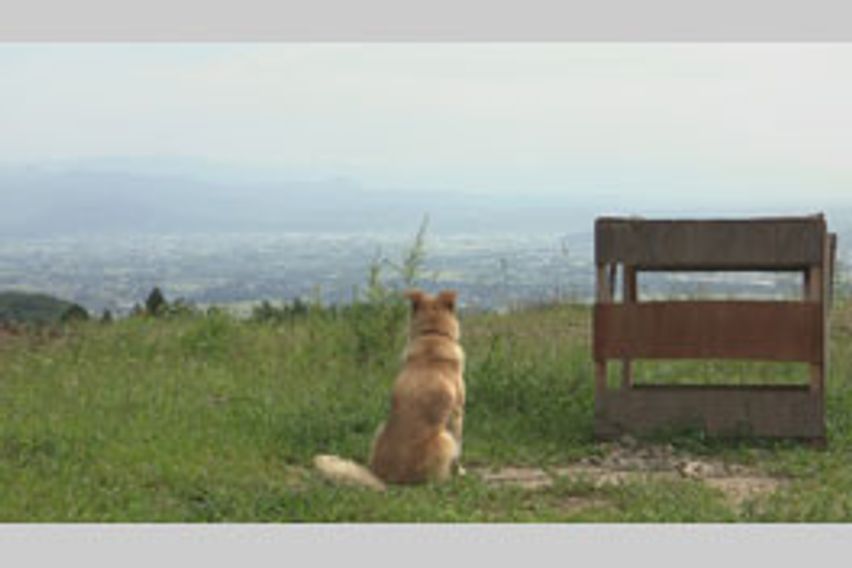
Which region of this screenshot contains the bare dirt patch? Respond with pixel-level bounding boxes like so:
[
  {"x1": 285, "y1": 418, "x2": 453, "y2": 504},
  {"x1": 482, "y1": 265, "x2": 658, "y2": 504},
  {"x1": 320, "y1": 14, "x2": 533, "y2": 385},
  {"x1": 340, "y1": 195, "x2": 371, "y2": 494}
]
[
  {"x1": 704, "y1": 476, "x2": 784, "y2": 509},
  {"x1": 478, "y1": 466, "x2": 553, "y2": 490},
  {"x1": 474, "y1": 436, "x2": 786, "y2": 511}
]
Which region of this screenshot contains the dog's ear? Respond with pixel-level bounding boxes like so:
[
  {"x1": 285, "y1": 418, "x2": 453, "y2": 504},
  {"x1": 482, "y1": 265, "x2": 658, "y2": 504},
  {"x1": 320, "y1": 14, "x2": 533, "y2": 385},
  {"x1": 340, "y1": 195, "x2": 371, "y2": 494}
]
[
  {"x1": 404, "y1": 289, "x2": 426, "y2": 311},
  {"x1": 437, "y1": 290, "x2": 457, "y2": 312}
]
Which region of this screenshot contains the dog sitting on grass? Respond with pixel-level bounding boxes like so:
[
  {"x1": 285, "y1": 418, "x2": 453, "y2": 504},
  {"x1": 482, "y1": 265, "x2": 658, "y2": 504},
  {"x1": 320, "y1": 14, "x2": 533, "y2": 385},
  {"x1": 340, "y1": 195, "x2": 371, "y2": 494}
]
[{"x1": 314, "y1": 289, "x2": 466, "y2": 491}]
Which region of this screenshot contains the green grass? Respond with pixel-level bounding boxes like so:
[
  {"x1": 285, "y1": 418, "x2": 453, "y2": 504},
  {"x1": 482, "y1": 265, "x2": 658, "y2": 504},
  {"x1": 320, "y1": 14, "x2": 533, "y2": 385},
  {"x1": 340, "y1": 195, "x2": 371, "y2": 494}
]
[{"x1": 1, "y1": 301, "x2": 851, "y2": 522}]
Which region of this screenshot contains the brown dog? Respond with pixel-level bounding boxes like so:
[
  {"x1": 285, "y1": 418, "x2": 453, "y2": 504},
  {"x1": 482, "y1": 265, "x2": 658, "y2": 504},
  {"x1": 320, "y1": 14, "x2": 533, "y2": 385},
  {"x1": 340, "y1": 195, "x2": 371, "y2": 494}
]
[{"x1": 314, "y1": 289, "x2": 465, "y2": 490}]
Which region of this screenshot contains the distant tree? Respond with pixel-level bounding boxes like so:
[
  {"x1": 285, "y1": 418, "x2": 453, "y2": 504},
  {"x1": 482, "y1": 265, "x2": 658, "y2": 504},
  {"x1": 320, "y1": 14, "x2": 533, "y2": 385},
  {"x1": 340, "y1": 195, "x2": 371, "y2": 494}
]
[
  {"x1": 131, "y1": 303, "x2": 145, "y2": 317},
  {"x1": 166, "y1": 297, "x2": 197, "y2": 317},
  {"x1": 145, "y1": 287, "x2": 168, "y2": 317},
  {"x1": 100, "y1": 309, "x2": 113, "y2": 324},
  {"x1": 60, "y1": 304, "x2": 89, "y2": 323},
  {"x1": 252, "y1": 300, "x2": 275, "y2": 322},
  {"x1": 290, "y1": 297, "x2": 309, "y2": 317},
  {"x1": 250, "y1": 298, "x2": 313, "y2": 324}
]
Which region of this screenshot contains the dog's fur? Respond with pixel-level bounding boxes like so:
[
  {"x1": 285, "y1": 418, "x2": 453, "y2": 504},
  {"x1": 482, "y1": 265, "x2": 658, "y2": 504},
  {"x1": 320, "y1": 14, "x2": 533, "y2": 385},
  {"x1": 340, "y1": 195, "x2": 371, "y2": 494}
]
[{"x1": 314, "y1": 289, "x2": 465, "y2": 491}]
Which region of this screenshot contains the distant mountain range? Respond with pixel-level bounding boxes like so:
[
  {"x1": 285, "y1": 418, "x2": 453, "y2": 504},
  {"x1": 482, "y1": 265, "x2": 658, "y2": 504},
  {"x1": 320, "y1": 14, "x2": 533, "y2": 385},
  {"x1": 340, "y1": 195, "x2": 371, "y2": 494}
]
[
  {"x1": 0, "y1": 164, "x2": 598, "y2": 236},
  {"x1": 1, "y1": 157, "x2": 850, "y2": 238}
]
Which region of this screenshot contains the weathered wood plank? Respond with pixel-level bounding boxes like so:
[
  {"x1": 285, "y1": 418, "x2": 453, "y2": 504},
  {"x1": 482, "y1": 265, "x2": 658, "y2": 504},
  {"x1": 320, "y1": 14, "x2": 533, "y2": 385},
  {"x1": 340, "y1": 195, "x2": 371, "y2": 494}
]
[
  {"x1": 594, "y1": 301, "x2": 822, "y2": 362},
  {"x1": 621, "y1": 266, "x2": 637, "y2": 388},
  {"x1": 595, "y1": 263, "x2": 612, "y2": 395},
  {"x1": 807, "y1": 263, "x2": 824, "y2": 392},
  {"x1": 595, "y1": 385, "x2": 825, "y2": 440},
  {"x1": 595, "y1": 216, "x2": 826, "y2": 269}
]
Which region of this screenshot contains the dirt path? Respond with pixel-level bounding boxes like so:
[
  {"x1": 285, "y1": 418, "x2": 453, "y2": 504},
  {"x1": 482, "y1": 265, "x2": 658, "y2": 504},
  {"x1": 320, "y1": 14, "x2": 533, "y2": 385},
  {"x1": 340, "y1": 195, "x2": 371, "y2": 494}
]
[{"x1": 474, "y1": 437, "x2": 786, "y2": 512}]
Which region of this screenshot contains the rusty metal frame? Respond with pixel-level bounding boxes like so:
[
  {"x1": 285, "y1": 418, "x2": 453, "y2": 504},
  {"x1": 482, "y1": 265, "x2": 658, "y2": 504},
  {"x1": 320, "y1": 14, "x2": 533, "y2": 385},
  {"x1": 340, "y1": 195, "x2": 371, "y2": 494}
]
[{"x1": 592, "y1": 215, "x2": 835, "y2": 443}]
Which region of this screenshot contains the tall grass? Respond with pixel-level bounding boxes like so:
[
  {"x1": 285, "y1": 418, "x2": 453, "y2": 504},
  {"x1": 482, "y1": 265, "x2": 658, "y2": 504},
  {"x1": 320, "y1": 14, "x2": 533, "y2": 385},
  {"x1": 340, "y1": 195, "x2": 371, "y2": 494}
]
[
  {"x1": 0, "y1": 297, "x2": 594, "y2": 521},
  {"x1": 2, "y1": 297, "x2": 852, "y2": 521}
]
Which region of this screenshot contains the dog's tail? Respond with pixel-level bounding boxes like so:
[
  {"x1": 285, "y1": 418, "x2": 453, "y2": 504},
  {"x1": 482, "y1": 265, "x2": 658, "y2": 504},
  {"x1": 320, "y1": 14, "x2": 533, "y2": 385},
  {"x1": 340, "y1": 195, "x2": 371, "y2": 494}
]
[{"x1": 313, "y1": 454, "x2": 387, "y2": 492}]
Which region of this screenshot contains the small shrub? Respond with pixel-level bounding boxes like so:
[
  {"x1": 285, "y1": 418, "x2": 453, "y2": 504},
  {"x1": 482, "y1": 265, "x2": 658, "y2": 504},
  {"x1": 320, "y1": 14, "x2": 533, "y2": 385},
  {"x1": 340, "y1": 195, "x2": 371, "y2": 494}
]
[
  {"x1": 145, "y1": 287, "x2": 168, "y2": 317},
  {"x1": 60, "y1": 304, "x2": 89, "y2": 323}
]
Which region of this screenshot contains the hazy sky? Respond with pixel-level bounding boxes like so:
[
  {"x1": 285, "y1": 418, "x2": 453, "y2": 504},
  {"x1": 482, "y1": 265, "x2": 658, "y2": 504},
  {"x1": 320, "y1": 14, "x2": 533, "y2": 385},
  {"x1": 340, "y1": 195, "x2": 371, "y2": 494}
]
[{"x1": 2, "y1": 43, "x2": 851, "y2": 203}]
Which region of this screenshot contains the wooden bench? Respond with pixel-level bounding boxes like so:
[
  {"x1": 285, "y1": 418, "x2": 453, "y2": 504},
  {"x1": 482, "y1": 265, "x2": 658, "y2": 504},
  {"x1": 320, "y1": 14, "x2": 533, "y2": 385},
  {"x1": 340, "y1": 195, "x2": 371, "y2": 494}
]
[{"x1": 593, "y1": 215, "x2": 836, "y2": 443}]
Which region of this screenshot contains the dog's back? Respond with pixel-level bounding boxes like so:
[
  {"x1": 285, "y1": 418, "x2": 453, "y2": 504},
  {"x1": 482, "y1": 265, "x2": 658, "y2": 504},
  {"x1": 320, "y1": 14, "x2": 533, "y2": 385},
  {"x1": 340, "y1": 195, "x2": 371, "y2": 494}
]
[
  {"x1": 314, "y1": 289, "x2": 465, "y2": 489},
  {"x1": 369, "y1": 290, "x2": 465, "y2": 484}
]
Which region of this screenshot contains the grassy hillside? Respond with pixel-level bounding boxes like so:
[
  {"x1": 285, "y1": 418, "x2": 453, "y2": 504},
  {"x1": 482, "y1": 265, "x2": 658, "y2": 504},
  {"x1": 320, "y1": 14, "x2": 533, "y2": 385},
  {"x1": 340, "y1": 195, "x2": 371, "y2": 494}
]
[
  {"x1": 0, "y1": 291, "x2": 88, "y2": 325},
  {"x1": 1, "y1": 301, "x2": 851, "y2": 522}
]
